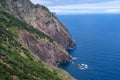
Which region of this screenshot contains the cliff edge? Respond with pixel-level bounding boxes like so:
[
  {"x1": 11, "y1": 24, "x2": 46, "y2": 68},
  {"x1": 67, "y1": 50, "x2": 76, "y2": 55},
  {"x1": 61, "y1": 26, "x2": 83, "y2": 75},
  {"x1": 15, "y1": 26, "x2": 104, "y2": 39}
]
[
  {"x1": 8, "y1": 0, "x2": 76, "y2": 49},
  {"x1": 0, "y1": 0, "x2": 76, "y2": 80}
]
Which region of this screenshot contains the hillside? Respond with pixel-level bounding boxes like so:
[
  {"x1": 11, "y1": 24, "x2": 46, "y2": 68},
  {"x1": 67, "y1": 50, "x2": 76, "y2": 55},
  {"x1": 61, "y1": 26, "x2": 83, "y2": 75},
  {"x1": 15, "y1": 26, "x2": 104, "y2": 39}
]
[{"x1": 0, "y1": 0, "x2": 75, "y2": 80}]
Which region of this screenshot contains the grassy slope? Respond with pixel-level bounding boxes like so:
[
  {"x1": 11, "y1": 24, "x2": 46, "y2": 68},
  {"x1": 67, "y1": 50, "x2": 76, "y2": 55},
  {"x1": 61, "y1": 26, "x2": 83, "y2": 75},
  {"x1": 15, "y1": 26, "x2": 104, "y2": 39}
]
[{"x1": 0, "y1": 11, "x2": 70, "y2": 80}]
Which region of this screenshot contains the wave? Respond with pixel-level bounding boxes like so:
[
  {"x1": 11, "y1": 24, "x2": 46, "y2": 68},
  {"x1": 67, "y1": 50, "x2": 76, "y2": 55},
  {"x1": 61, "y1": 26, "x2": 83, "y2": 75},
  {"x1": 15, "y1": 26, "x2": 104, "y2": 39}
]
[
  {"x1": 76, "y1": 64, "x2": 88, "y2": 70},
  {"x1": 72, "y1": 57, "x2": 77, "y2": 60}
]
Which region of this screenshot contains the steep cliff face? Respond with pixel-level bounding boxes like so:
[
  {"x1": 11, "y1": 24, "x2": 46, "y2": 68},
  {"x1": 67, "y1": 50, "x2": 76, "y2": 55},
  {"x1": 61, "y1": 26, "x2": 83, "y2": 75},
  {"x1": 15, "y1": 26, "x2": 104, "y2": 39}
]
[
  {"x1": 7, "y1": 0, "x2": 76, "y2": 49},
  {"x1": 1, "y1": 0, "x2": 76, "y2": 66},
  {"x1": 19, "y1": 30, "x2": 70, "y2": 65},
  {"x1": 0, "y1": 0, "x2": 76, "y2": 79},
  {"x1": 0, "y1": 11, "x2": 74, "y2": 80},
  {"x1": 0, "y1": 10, "x2": 71, "y2": 66}
]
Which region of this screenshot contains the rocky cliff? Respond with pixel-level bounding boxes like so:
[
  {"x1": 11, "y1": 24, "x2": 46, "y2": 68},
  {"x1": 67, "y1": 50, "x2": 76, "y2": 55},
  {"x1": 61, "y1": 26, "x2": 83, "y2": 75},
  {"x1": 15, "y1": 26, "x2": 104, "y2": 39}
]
[
  {"x1": 5, "y1": 0, "x2": 76, "y2": 65},
  {"x1": 7, "y1": 0, "x2": 76, "y2": 49},
  {"x1": 0, "y1": 0, "x2": 75, "y2": 80}
]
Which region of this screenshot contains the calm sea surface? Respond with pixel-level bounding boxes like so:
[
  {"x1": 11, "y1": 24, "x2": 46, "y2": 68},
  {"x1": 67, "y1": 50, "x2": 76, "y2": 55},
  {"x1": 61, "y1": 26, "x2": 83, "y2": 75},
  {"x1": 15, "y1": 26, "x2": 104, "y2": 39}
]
[{"x1": 58, "y1": 14, "x2": 120, "y2": 80}]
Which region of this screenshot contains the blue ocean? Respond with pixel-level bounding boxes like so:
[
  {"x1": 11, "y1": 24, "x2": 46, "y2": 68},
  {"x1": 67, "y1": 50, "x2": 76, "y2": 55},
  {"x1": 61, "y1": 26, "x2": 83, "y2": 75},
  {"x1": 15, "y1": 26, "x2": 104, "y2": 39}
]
[{"x1": 57, "y1": 14, "x2": 120, "y2": 80}]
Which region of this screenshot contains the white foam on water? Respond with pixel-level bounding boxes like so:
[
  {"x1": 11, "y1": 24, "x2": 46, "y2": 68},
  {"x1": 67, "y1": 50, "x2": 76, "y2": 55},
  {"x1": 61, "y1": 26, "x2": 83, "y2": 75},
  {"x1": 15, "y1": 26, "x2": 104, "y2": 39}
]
[
  {"x1": 71, "y1": 61, "x2": 74, "y2": 64},
  {"x1": 76, "y1": 63, "x2": 88, "y2": 70},
  {"x1": 72, "y1": 57, "x2": 77, "y2": 60}
]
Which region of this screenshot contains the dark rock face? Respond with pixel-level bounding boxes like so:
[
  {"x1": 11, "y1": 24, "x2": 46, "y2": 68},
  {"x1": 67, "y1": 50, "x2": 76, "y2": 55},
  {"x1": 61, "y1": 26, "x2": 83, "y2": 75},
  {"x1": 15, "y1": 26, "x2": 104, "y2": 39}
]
[
  {"x1": 7, "y1": 0, "x2": 76, "y2": 49},
  {"x1": 6, "y1": 0, "x2": 76, "y2": 65},
  {"x1": 19, "y1": 30, "x2": 71, "y2": 66},
  {"x1": 0, "y1": 0, "x2": 76, "y2": 79}
]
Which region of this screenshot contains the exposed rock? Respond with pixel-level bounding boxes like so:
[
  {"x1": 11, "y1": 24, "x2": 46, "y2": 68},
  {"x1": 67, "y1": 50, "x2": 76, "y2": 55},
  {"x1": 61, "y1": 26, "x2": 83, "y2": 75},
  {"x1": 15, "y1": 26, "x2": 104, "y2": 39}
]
[
  {"x1": 7, "y1": 0, "x2": 76, "y2": 49},
  {"x1": 0, "y1": 11, "x2": 74, "y2": 80},
  {"x1": 12, "y1": 75, "x2": 19, "y2": 80},
  {"x1": 0, "y1": 0, "x2": 77, "y2": 66},
  {"x1": 1, "y1": 0, "x2": 76, "y2": 66},
  {"x1": 0, "y1": 0, "x2": 76, "y2": 79},
  {"x1": 19, "y1": 30, "x2": 71, "y2": 65}
]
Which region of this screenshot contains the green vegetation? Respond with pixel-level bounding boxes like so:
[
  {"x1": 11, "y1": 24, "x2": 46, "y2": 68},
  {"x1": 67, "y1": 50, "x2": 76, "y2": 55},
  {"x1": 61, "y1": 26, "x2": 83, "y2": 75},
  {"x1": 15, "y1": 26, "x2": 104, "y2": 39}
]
[
  {"x1": 0, "y1": 45, "x2": 62, "y2": 80},
  {"x1": 0, "y1": 0, "x2": 8, "y2": 9},
  {"x1": 0, "y1": 11, "x2": 66, "y2": 80},
  {"x1": 0, "y1": 11, "x2": 53, "y2": 42}
]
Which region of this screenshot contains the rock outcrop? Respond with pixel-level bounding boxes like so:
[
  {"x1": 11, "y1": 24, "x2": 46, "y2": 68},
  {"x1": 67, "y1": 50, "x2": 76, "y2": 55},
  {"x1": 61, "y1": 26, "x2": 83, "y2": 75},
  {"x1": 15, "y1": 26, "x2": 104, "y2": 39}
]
[
  {"x1": 0, "y1": 10, "x2": 74, "y2": 80},
  {"x1": 2, "y1": 0, "x2": 76, "y2": 66},
  {"x1": 19, "y1": 30, "x2": 71, "y2": 65},
  {"x1": 0, "y1": 0, "x2": 76, "y2": 79},
  {"x1": 7, "y1": 0, "x2": 76, "y2": 49}
]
